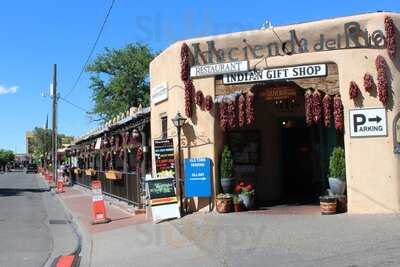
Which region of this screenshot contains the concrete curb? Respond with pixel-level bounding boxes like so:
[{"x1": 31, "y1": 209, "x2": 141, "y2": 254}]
[
  {"x1": 37, "y1": 174, "x2": 83, "y2": 267},
  {"x1": 54, "y1": 185, "x2": 93, "y2": 267}
]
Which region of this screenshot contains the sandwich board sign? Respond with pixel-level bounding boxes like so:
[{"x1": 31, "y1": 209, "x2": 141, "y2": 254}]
[
  {"x1": 184, "y1": 158, "x2": 212, "y2": 197},
  {"x1": 146, "y1": 177, "x2": 180, "y2": 222},
  {"x1": 349, "y1": 108, "x2": 387, "y2": 137}
]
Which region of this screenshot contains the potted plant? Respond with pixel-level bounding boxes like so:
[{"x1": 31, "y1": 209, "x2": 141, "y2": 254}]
[
  {"x1": 220, "y1": 146, "x2": 235, "y2": 194},
  {"x1": 216, "y1": 193, "x2": 233, "y2": 213},
  {"x1": 319, "y1": 195, "x2": 337, "y2": 215},
  {"x1": 328, "y1": 147, "x2": 346, "y2": 195},
  {"x1": 235, "y1": 181, "x2": 255, "y2": 210},
  {"x1": 232, "y1": 195, "x2": 244, "y2": 212}
]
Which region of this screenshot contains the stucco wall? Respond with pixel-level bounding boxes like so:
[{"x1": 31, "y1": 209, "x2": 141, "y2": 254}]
[{"x1": 150, "y1": 12, "x2": 400, "y2": 213}]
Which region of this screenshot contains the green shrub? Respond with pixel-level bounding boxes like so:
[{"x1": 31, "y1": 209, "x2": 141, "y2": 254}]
[
  {"x1": 329, "y1": 147, "x2": 346, "y2": 180},
  {"x1": 221, "y1": 146, "x2": 233, "y2": 178}
]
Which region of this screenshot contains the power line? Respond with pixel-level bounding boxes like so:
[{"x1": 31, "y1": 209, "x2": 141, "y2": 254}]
[
  {"x1": 64, "y1": 0, "x2": 116, "y2": 99},
  {"x1": 59, "y1": 96, "x2": 90, "y2": 113}
]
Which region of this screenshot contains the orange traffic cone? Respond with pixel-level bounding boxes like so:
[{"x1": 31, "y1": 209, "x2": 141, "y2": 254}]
[{"x1": 91, "y1": 180, "x2": 111, "y2": 224}]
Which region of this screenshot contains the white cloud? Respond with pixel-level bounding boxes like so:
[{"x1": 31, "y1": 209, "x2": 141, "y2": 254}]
[{"x1": 0, "y1": 85, "x2": 18, "y2": 95}]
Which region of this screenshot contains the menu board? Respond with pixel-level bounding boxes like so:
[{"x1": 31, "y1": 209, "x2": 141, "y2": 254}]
[
  {"x1": 154, "y1": 139, "x2": 175, "y2": 178},
  {"x1": 147, "y1": 178, "x2": 176, "y2": 200},
  {"x1": 228, "y1": 131, "x2": 260, "y2": 165}
]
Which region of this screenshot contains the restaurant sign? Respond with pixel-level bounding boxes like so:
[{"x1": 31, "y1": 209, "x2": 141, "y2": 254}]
[
  {"x1": 190, "y1": 60, "x2": 248, "y2": 78},
  {"x1": 223, "y1": 64, "x2": 327, "y2": 84}
]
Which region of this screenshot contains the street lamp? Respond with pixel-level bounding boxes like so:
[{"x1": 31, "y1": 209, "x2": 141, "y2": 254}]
[{"x1": 171, "y1": 112, "x2": 187, "y2": 215}]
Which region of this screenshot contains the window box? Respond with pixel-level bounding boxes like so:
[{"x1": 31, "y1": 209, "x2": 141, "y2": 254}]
[
  {"x1": 85, "y1": 168, "x2": 96, "y2": 176},
  {"x1": 105, "y1": 170, "x2": 122, "y2": 180}
]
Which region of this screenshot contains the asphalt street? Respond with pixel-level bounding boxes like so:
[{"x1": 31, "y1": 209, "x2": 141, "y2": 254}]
[{"x1": 0, "y1": 171, "x2": 77, "y2": 267}]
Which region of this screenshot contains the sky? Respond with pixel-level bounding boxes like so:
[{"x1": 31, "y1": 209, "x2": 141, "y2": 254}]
[{"x1": 0, "y1": 0, "x2": 398, "y2": 153}]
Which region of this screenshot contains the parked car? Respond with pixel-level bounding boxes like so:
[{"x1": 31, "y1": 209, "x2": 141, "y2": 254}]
[{"x1": 26, "y1": 164, "x2": 38, "y2": 174}]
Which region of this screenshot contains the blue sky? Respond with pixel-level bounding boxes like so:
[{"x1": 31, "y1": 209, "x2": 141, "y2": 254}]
[{"x1": 0, "y1": 0, "x2": 398, "y2": 153}]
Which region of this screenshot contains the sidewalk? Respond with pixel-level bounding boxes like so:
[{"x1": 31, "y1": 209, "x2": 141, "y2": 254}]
[{"x1": 55, "y1": 183, "x2": 400, "y2": 267}]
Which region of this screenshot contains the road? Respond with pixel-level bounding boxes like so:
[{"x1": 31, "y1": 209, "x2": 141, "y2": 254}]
[{"x1": 0, "y1": 171, "x2": 52, "y2": 267}]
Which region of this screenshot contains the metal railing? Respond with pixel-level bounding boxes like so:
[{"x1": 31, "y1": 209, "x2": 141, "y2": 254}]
[{"x1": 69, "y1": 169, "x2": 142, "y2": 207}]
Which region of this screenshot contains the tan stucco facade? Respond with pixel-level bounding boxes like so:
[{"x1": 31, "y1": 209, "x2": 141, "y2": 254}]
[{"x1": 150, "y1": 12, "x2": 400, "y2": 213}]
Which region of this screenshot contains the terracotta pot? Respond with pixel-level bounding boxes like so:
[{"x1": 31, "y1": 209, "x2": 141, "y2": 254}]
[
  {"x1": 233, "y1": 202, "x2": 243, "y2": 212},
  {"x1": 319, "y1": 196, "x2": 337, "y2": 215},
  {"x1": 216, "y1": 197, "x2": 233, "y2": 213}
]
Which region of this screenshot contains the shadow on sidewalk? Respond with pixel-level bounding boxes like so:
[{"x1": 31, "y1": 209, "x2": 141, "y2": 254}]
[{"x1": 0, "y1": 187, "x2": 50, "y2": 197}]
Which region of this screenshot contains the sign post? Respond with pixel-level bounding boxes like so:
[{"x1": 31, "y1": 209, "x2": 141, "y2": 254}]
[{"x1": 349, "y1": 108, "x2": 387, "y2": 137}]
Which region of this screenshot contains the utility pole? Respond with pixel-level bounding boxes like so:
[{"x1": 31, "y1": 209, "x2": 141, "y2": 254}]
[{"x1": 51, "y1": 64, "x2": 58, "y2": 183}]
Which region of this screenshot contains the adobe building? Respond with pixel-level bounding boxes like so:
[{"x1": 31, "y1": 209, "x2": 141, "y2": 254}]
[{"x1": 149, "y1": 12, "x2": 400, "y2": 214}]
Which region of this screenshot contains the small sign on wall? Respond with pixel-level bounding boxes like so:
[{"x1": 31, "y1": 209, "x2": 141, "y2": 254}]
[
  {"x1": 151, "y1": 82, "x2": 168, "y2": 105},
  {"x1": 349, "y1": 108, "x2": 387, "y2": 137}
]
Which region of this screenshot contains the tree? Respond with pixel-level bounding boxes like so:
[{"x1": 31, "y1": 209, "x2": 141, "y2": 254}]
[
  {"x1": 0, "y1": 149, "x2": 15, "y2": 170},
  {"x1": 86, "y1": 43, "x2": 154, "y2": 122},
  {"x1": 30, "y1": 127, "x2": 74, "y2": 166}
]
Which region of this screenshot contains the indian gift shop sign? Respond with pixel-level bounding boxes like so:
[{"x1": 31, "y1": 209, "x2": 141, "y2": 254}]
[
  {"x1": 184, "y1": 158, "x2": 212, "y2": 197},
  {"x1": 190, "y1": 21, "x2": 386, "y2": 65},
  {"x1": 223, "y1": 64, "x2": 327, "y2": 84}
]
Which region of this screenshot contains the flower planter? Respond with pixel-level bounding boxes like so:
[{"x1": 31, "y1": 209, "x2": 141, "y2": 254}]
[
  {"x1": 328, "y1": 177, "x2": 346, "y2": 195},
  {"x1": 105, "y1": 170, "x2": 122, "y2": 180},
  {"x1": 319, "y1": 196, "x2": 337, "y2": 215},
  {"x1": 221, "y1": 178, "x2": 235, "y2": 194},
  {"x1": 239, "y1": 193, "x2": 254, "y2": 210},
  {"x1": 233, "y1": 202, "x2": 244, "y2": 212},
  {"x1": 216, "y1": 196, "x2": 233, "y2": 213},
  {"x1": 85, "y1": 169, "x2": 96, "y2": 177}
]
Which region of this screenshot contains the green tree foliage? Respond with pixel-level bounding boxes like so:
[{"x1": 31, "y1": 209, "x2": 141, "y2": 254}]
[
  {"x1": 221, "y1": 146, "x2": 234, "y2": 178},
  {"x1": 0, "y1": 149, "x2": 15, "y2": 167},
  {"x1": 30, "y1": 127, "x2": 74, "y2": 163},
  {"x1": 86, "y1": 43, "x2": 154, "y2": 122},
  {"x1": 329, "y1": 147, "x2": 346, "y2": 180}
]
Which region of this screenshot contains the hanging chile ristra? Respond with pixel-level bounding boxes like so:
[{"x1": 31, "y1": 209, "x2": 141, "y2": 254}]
[
  {"x1": 238, "y1": 94, "x2": 246, "y2": 127},
  {"x1": 136, "y1": 147, "x2": 143, "y2": 162},
  {"x1": 219, "y1": 102, "x2": 229, "y2": 132},
  {"x1": 227, "y1": 99, "x2": 238, "y2": 129},
  {"x1": 363, "y1": 73, "x2": 374, "y2": 93},
  {"x1": 305, "y1": 90, "x2": 313, "y2": 126},
  {"x1": 333, "y1": 94, "x2": 344, "y2": 130},
  {"x1": 375, "y1": 55, "x2": 388, "y2": 105},
  {"x1": 311, "y1": 90, "x2": 322, "y2": 123},
  {"x1": 181, "y1": 43, "x2": 194, "y2": 117},
  {"x1": 204, "y1": 95, "x2": 213, "y2": 111},
  {"x1": 384, "y1": 16, "x2": 396, "y2": 60},
  {"x1": 322, "y1": 94, "x2": 332, "y2": 128},
  {"x1": 246, "y1": 94, "x2": 255, "y2": 125},
  {"x1": 349, "y1": 81, "x2": 360, "y2": 100},
  {"x1": 195, "y1": 90, "x2": 205, "y2": 110}
]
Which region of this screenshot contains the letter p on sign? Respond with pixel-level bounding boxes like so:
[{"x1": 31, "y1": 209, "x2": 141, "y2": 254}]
[{"x1": 349, "y1": 108, "x2": 387, "y2": 137}]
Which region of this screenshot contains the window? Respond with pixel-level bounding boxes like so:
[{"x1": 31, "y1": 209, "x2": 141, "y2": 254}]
[
  {"x1": 161, "y1": 116, "x2": 168, "y2": 139},
  {"x1": 393, "y1": 113, "x2": 400, "y2": 153}
]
